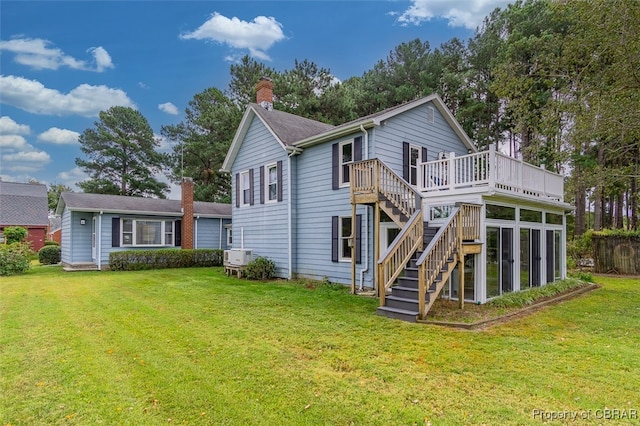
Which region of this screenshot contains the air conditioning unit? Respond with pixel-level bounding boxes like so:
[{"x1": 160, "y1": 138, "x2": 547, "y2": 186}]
[{"x1": 224, "y1": 249, "x2": 253, "y2": 266}]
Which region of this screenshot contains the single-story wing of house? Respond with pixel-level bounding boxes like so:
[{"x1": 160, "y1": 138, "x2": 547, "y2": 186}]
[{"x1": 55, "y1": 178, "x2": 231, "y2": 271}]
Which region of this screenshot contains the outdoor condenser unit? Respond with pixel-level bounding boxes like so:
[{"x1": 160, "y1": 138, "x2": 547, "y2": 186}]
[{"x1": 223, "y1": 249, "x2": 253, "y2": 266}]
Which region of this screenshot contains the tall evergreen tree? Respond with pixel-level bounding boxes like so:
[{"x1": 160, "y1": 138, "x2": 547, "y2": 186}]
[
  {"x1": 76, "y1": 106, "x2": 169, "y2": 198},
  {"x1": 161, "y1": 88, "x2": 241, "y2": 203}
]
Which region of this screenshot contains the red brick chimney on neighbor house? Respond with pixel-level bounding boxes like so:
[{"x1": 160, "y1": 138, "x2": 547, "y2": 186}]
[
  {"x1": 256, "y1": 76, "x2": 273, "y2": 110},
  {"x1": 181, "y1": 177, "x2": 194, "y2": 249}
]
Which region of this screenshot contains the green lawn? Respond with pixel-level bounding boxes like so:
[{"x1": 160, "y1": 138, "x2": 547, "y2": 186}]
[{"x1": 1, "y1": 267, "x2": 639, "y2": 425}]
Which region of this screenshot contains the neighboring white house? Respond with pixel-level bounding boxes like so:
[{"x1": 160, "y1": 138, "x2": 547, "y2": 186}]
[
  {"x1": 222, "y1": 78, "x2": 572, "y2": 321},
  {"x1": 56, "y1": 178, "x2": 231, "y2": 271}
]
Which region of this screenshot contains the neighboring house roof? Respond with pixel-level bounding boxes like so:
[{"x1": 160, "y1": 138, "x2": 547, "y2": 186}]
[
  {"x1": 56, "y1": 192, "x2": 231, "y2": 218},
  {"x1": 221, "y1": 93, "x2": 475, "y2": 172},
  {"x1": 0, "y1": 181, "x2": 48, "y2": 226}
]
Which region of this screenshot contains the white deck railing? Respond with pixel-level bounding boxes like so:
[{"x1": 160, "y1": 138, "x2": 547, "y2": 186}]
[{"x1": 419, "y1": 145, "x2": 564, "y2": 202}]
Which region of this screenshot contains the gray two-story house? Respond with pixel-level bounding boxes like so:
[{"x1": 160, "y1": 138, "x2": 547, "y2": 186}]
[{"x1": 222, "y1": 78, "x2": 572, "y2": 321}]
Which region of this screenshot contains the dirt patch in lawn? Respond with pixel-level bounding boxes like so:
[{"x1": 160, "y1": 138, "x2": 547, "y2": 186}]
[{"x1": 419, "y1": 283, "x2": 600, "y2": 329}]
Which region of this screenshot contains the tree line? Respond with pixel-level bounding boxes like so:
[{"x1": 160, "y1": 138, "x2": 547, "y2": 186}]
[{"x1": 74, "y1": 0, "x2": 640, "y2": 235}]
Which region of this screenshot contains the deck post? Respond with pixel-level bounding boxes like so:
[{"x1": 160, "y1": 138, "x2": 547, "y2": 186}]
[
  {"x1": 448, "y1": 152, "x2": 455, "y2": 190},
  {"x1": 351, "y1": 202, "x2": 357, "y2": 294},
  {"x1": 374, "y1": 203, "x2": 381, "y2": 299},
  {"x1": 457, "y1": 209, "x2": 465, "y2": 309},
  {"x1": 488, "y1": 144, "x2": 497, "y2": 189}
]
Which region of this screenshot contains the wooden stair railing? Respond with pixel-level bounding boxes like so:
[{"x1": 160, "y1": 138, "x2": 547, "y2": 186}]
[
  {"x1": 351, "y1": 159, "x2": 423, "y2": 303},
  {"x1": 376, "y1": 209, "x2": 423, "y2": 307},
  {"x1": 351, "y1": 159, "x2": 420, "y2": 220},
  {"x1": 415, "y1": 203, "x2": 482, "y2": 319}
]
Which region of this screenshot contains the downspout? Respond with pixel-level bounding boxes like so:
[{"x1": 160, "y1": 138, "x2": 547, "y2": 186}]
[
  {"x1": 286, "y1": 146, "x2": 303, "y2": 280},
  {"x1": 359, "y1": 125, "x2": 369, "y2": 290}
]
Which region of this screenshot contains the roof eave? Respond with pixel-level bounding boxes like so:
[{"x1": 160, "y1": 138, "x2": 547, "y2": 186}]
[{"x1": 294, "y1": 120, "x2": 376, "y2": 149}]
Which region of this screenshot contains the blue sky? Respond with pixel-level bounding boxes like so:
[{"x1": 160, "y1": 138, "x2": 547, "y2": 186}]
[{"x1": 0, "y1": 0, "x2": 511, "y2": 198}]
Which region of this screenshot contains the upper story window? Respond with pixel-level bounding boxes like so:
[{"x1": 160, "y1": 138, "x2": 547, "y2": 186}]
[
  {"x1": 409, "y1": 145, "x2": 420, "y2": 186},
  {"x1": 122, "y1": 219, "x2": 174, "y2": 246},
  {"x1": 240, "y1": 170, "x2": 251, "y2": 206},
  {"x1": 339, "y1": 140, "x2": 353, "y2": 187},
  {"x1": 266, "y1": 163, "x2": 278, "y2": 202}
]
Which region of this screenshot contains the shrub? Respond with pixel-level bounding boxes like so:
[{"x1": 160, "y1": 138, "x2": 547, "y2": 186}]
[
  {"x1": 44, "y1": 240, "x2": 60, "y2": 246},
  {"x1": 487, "y1": 278, "x2": 587, "y2": 308},
  {"x1": 567, "y1": 230, "x2": 593, "y2": 268},
  {"x1": 4, "y1": 226, "x2": 28, "y2": 244},
  {"x1": 109, "y1": 248, "x2": 223, "y2": 271},
  {"x1": 244, "y1": 256, "x2": 276, "y2": 280},
  {"x1": 0, "y1": 243, "x2": 32, "y2": 275},
  {"x1": 39, "y1": 245, "x2": 61, "y2": 265}
]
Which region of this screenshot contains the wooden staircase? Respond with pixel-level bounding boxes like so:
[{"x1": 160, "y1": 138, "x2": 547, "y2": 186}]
[
  {"x1": 376, "y1": 224, "x2": 443, "y2": 322},
  {"x1": 350, "y1": 158, "x2": 482, "y2": 323}
]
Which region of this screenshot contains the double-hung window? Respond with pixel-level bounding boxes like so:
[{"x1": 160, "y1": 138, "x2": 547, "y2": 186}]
[
  {"x1": 121, "y1": 219, "x2": 174, "y2": 246},
  {"x1": 266, "y1": 163, "x2": 278, "y2": 202},
  {"x1": 409, "y1": 145, "x2": 420, "y2": 186},
  {"x1": 339, "y1": 216, "x2": 352, "y2": 261},
  {"x1": 339, "y1": 140, "x2": 353, "y2": 187},
  {"x1": 240, "y1": 170, "x2": 251, "y2": 206}
]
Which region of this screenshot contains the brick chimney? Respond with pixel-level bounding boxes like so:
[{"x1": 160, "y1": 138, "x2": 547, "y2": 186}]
[
  {"x1": 255, "y1": 76, "x2": 273, "y2": 110},
  {"x1": 181, "y1": 177, "x2": 194, "y2": 249}
]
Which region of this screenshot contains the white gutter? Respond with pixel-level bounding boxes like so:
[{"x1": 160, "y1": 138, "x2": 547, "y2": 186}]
[{"x1": 358, "y1": 125, "x2": 369, "y2": 290}]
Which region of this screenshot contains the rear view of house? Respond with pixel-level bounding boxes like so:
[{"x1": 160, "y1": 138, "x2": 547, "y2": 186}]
[
  {"x1": 0, "y1": 181, "x2": 49, "y2": 251},
  {"x1": 222, "y1": 78, "x2": 572, "y2": 321},
  {"x1": 56, "y1": 178, "x2": 231, "y2": 271}
]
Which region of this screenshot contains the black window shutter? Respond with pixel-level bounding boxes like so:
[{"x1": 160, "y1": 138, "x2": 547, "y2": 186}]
[
  {"x1": 354, "y1": 136, "x2": 362, "y2": 161},
  {"x1": 235, "y1": 173, "x2": 240, "y2": 208},
  {"x1": 111, "y1": 218, "x2": 120, "y2": 247},
  {"x1": 355, "y1": 214, "x2": 362, "y2": 264},
  {"x1": 402, "y1": 141, "x2": 410, "y2": 181},
  {"x1": 277, "y1": 160, "x2": 283, "y2": 202},
  {"x1": 422, "y1": 147, "x2": 428, "y2": 163},
  {"x1": 249, "y1": 169, "x2": 255, "y2": 205},
  {"x1": 331, "y1": 216, "x2": 338, "y2": 262},
  {"x1": 259, "y1": 166, "x2": 265, "y2": 204},
  {"x1": 332, "y1": 143, "x2": 339, "y2": 190},
  {"x1": 175, "y1": 220, "x2": 182, "y2": 247}
]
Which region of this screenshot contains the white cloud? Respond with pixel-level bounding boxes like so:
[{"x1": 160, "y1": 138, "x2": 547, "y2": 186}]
[
  {"x1": 57, "y1": 167, "x2": 88, "y2": 190},
  {"x1": 0, "y1": 37, "x2": 114, "y2": 72},
  {"x1": 0, "y1": 75, "x2": 136, "y2": 117},
  {"x1": 88, "y1": 46, "x2": 115, "y2": 72},
  {"x1": 0, "y1": 145, "x2": 51, "y2": 173},
  {"x1": 180, "y1": 12, "x2": 285, "y2": 61},
  {"x1": 38, "y1": 127, "x2": 80, "y2": 145},
  {"x1": 0, "y1": 116, "x2": 51, "y2": 174},
  {"x1": 0, "y1": 134, "x2": 29, "y2": 149},
  {"x1": 395, "y1": 0, "x2": 511, "y2": 30},
  {"x1": 158, "y1": 102, "x2": 179, "y2": 115},
  {"x1": 0, "y1": 116, "x2": 30, "y2": 135}
]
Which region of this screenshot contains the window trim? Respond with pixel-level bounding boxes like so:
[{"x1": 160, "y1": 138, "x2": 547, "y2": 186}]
[
  {"x1": 121, "y1": 218, "x2": 175, "y2": 247},
  {"x1": 240, "y1": 170, "x2": 251, "y2": 207},
  {"x1": 339, "y1": 140, "x2": 354, "y2": 188},
  {"x1": 338, "y1": 216, "x2": 352, "y2": 262},
  {"x1": 226, "y1": 227, "x2": 232, "y2": 247},
  {"x1": 265, "y1": 162, "x2": 278, "y2": 203}
]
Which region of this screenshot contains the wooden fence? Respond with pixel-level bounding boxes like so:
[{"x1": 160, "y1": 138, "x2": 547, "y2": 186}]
[{"x1": 592, "y1": 235, "x2": 640, "y2": 275}]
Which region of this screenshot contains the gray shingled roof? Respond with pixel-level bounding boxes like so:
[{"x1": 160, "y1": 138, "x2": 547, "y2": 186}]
[
  {"x1": 58, "y1": 192, "x2": 231, "y2": 217},
  {"x1": 0, "y1": 181, "x2": 49, "y2": 226},
  {"x1": 250, "y1": 103, "x2": 334, "y2": 146}
]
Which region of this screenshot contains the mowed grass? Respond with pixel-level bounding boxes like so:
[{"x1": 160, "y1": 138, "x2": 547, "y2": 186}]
[{"x1": 1, "y1": 267, "x2": 639, "y2": 425}]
